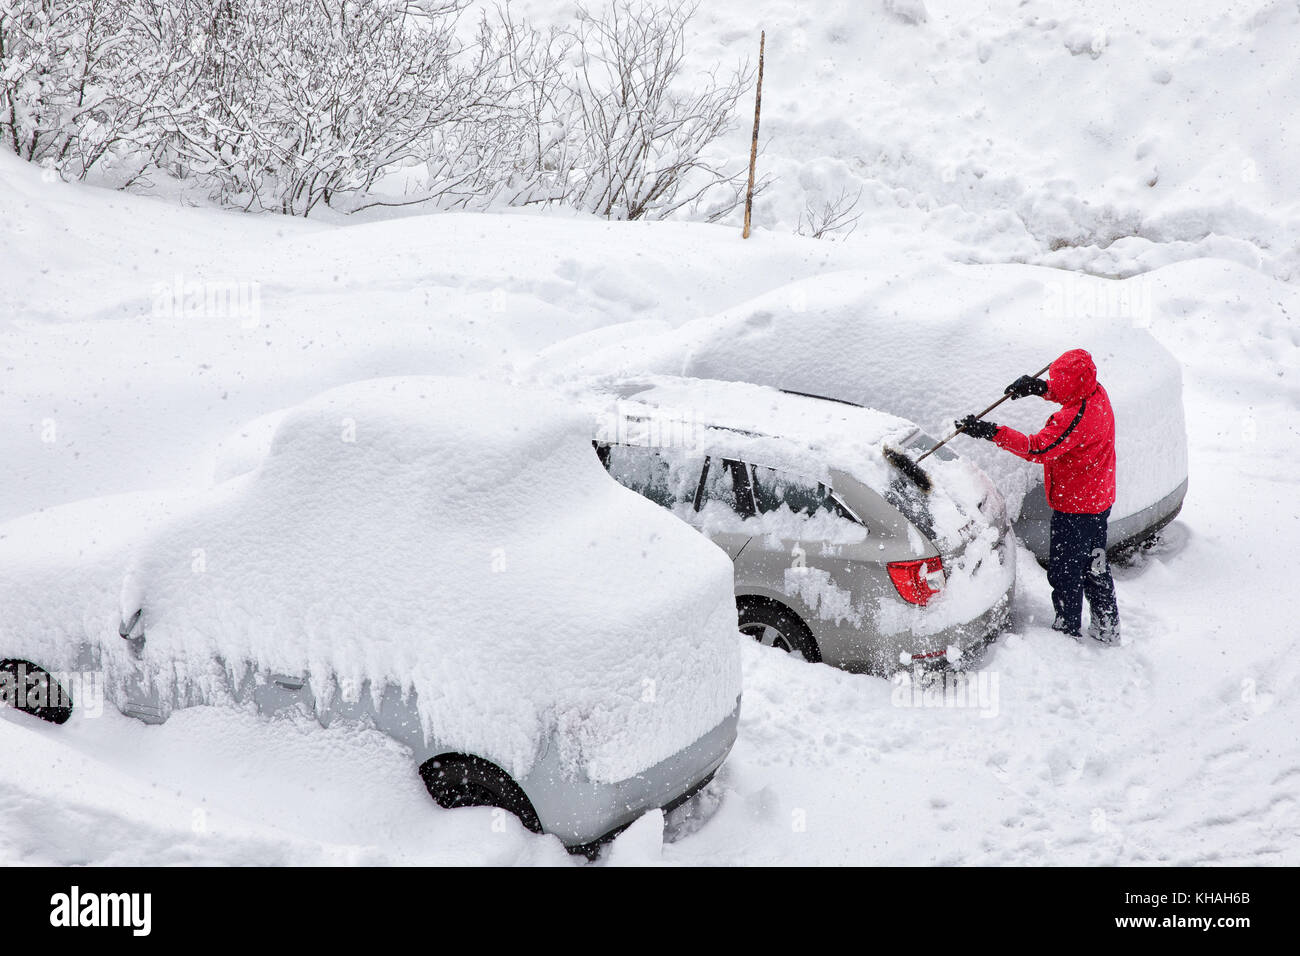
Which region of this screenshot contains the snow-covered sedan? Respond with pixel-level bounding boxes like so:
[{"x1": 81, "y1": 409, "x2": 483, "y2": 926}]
[
  {"x1": 577, "y1": 375, "x2": 1016, "y2": 674},
  {"x1": 1, "y1": 377, "x2": 742, "y2": 851}
]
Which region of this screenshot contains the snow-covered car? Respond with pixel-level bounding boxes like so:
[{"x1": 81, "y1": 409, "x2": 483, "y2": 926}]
[
  {"x1": 576, "y1": 375, "x2": 1016, "y2": 675},
  {"x1": 545, "y1": 266, "x2": 1188, "y2": 564},
  {"x1": 2, "y1": 377, "x2": 742, "y2": 851}
]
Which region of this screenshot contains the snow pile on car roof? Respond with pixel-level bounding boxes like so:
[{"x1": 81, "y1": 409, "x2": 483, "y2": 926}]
[
  {"x1": 106, "y1": 377, "x2": 740, "y2": 784},
  {"x1": 573, "y1": 374, "x2": 917, "y2": 490},
  {"x1": 554, "y1": 266, "x2": 1187, "y2": 524}
]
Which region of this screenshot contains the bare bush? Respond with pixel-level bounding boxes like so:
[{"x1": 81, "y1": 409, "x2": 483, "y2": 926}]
[
  {"x1": 1, "y1": 0, "x2": 764, "y2": 221},
  {"x1": 174, "y1": 0, "x2": 496, "y2": 216},
  {"x1": 797, "y1": 186, "x2": 865, "y2": 240},
  {"x1": 0, "y1": 0, "x2": 149, "y2": 178},
  {"x1": 478, "y1": 2, "x2": 573, "y2": 208},
  {"x1": 469, "y1": 0, "x2": 757, "y2": 221},
  {"x1": 560, "y1": 0, "x2": 752, "y2": 220}
]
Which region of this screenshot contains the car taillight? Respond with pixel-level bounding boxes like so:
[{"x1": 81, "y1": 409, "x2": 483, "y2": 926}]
[{"x1": 887, "y1": 556, "x2": 944, "y2": 606}]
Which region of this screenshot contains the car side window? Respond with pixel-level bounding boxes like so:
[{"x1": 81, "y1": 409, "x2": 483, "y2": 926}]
[
  {"x1": 598, "y1": 443, "x2": 705, "y2": 511},
  {"x1": 749, "y1": 464, "x2": 860, "y2": 525},
  {"x1": 699, "y1": 457, "x2": 755, "y2": 518}
]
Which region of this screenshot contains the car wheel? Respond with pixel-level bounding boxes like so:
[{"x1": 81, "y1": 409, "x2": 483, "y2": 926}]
[
  {"x1": 0, "y1": 659, "x2": 73, "y2": 724},
  {"x1": 737, "y1": 601, "x2": 821, "y2": 663},
  {"x1": 419, "y1": 754, "x2": 543, "y2": 834}
]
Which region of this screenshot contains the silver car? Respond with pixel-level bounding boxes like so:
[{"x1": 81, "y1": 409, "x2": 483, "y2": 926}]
[{"x1": 583, "y1": 376, "x2": 1017, "y2": 674}]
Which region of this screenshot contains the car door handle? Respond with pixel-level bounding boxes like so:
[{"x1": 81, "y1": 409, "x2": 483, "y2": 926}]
[{"x1": 271, "y1": 674, "x2": 306, "y2": 691}]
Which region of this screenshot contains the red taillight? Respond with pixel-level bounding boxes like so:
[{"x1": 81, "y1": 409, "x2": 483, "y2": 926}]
[{"x1": 887, "y1": 556, "x2": 944, "y2": 606}]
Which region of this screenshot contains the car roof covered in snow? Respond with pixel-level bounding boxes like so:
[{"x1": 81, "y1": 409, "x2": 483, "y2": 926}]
[{"x1": 575, "y1": 374, "x2": 920, "y2": 489}]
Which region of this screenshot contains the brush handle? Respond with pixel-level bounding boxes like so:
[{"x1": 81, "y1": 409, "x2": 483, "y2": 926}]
[{"x1": 915, "y1": 363, "x2": 1052, "y2": 462}]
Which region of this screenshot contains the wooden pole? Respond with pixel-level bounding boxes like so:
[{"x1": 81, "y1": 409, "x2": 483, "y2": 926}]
[{"x1": 742, "y1": 30, "x2": 765, "y2": 239}]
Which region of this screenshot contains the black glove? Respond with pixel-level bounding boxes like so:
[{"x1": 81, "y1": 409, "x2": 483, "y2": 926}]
[
  {"x1": 1004, "y1": 374, "x2": 1048, "y2": 400},
  {"x1": 955, "y1": 415, "x2": 999, "y2": 441}
]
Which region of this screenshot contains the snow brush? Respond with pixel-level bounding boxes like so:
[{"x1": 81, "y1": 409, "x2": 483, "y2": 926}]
[
  {"x1": 882, "y1": 362, "x2": 1052, "y2": 494},
  {"x1": 882, "y1": 444, "x2": 934, "y2": 494}
]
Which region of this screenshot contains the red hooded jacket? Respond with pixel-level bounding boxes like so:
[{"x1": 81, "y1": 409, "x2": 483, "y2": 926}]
[{"x1": 992, "y1": 349, "x2": 1117, "y2": 514}]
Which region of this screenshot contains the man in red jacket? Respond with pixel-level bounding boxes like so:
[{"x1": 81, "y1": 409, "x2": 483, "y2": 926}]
[{"x1": 956, "y1": 349, "x2": 1120, "y2": 644}]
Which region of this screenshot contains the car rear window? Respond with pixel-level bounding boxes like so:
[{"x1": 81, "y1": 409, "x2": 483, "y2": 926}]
[
  {"x1": 598, "y1": 443, "x2": 705, "y2": 510},
  {"x1": 749, "y1": 465, "x2": 860, "y2": 524}
]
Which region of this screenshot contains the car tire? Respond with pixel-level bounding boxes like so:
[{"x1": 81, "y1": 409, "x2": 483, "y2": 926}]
[
  {"x1": 419, "y1": 753, "x2": 543, "y2": 834},
  {"x1": 737, "y1": 600, "x2": 821, "y2": 663},
  {"x1": 0, "y1": 659, "x2": 73, "y2": 724}
]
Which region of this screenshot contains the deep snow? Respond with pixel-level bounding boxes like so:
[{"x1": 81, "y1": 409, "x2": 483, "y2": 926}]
[
  {"x1": 502, "y1": 0, "x2": 1300, "y2": 281},
  {"x1": 3, "y1": 0, "x2": 1299, "y2": 865}
]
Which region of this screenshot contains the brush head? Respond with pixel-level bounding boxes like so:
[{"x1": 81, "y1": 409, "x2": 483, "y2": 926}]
[{"x1": 882, "y1": 444, "x2": 932, "y2": 494}]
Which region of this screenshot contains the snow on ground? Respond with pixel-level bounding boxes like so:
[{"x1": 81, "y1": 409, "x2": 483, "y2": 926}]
[
  {"x1": 0, "y1": 151, "x2": 880, "y2": 522},
  {"x1": 3, "y1": 1, "x2": 1298, "y2": 865},
  {"x1": 500, "y1": 0, "x2": 1299, "y2": 279},
  {"x1": 5, "y1": 386, "x2": 1294, "y2": 866},
  {"x1": 0, "y1": 703, "x2": 571, "y2": 866},
  {"x1": 13, "y1": 333, "x2": 1288, "y2": 867}
]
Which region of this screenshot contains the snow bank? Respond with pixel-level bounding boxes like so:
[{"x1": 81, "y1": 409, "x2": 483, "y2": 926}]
[
  {"x1": 208, "y1": 408, "x2": 291, "y2": 484},
  {"x1": 0, "y1": 149, "x2": 884, "y2": 525},
  {"x1": 13, "y1": 377, "x2": 744, "y2": 785},
  {"x1": 669, "y1": 0, "x2": 1299, "y2": 280}
]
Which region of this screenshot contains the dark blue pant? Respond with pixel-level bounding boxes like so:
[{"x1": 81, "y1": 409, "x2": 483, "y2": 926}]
[{"x1": 1047, "y1": 508, "x2": 1119, "y2": 635}]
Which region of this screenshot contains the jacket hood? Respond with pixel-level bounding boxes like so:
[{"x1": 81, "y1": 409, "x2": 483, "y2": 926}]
[{"x1": 1049, "y1": 349, "x2": 1098, "y2": 403}]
